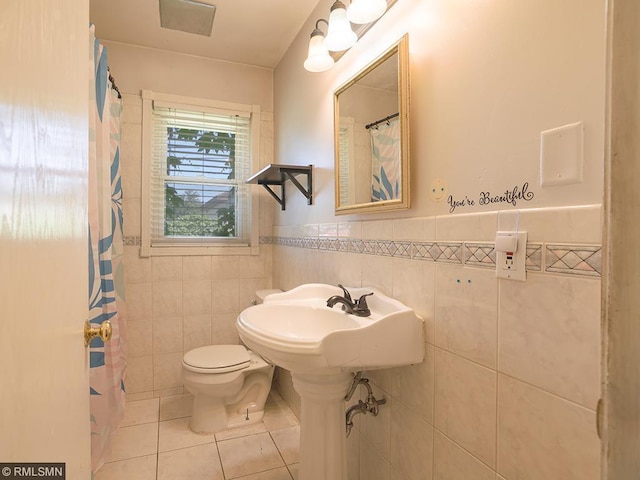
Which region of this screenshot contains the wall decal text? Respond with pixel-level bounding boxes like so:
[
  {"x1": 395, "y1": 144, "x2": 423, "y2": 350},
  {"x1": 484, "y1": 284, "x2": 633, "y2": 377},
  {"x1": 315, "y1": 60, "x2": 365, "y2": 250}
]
[{"x1": 447, "y1": 182, "x2": 535, "y2": 213}]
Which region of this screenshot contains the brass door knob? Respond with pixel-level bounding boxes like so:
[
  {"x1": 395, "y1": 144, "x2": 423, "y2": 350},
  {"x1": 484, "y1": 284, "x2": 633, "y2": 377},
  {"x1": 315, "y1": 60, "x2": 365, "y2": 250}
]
[{"x1": 84, "y1": 320, "x2": 112, "y2": 347}]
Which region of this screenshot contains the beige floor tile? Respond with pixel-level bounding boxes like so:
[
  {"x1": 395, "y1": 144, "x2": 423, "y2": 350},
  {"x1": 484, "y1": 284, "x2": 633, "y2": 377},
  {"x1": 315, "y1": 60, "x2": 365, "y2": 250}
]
[
  {"x1": 121, "y1": 398, "x2": 159, "y2": 427},
  {"x1": 158, "y1": 417, "x2": 216, "y2": 453},
  {"x1": 159, "y1": 393, "x2": 194, "y2": 421},
  {"x1": 287, "y1": 464, "x2": 299, "y2": 480},
  {"x1": 270, "y1": 426, "x2": 300, "y2": 465},
  {"x1": 106, "y1": 423, "x2": 158, "y2": 462},
  {"x1": 215, "y1": 422, "x2": 268, "y2": 442},
  {"x1": 234, "y1": 467, "x2": 293, "y2": 480},
  {"x1": 218, "y1": 432, "x2": 285, "y2": 479},
  {"x1": 157, "y1": 443, "x2": 224, "y2": 480},
  {"x1": 95, "y1": 454, "x2": 157, "y2": 480},
  {"x1": 262, "y1": 393, "x2": 299, "y2": 431}
]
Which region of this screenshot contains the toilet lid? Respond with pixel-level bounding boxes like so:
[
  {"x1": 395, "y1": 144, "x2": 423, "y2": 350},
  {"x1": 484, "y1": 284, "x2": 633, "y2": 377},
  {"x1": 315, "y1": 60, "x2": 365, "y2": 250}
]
[{"x1": 183, "y1": 345, "x2": 251, "y2": 372}]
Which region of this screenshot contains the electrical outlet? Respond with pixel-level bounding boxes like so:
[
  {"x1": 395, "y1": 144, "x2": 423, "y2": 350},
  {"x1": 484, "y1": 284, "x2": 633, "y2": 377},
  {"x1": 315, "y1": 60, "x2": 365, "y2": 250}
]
[{"x1": 495, "y1": 231, "x2": 527, "y2": 281}]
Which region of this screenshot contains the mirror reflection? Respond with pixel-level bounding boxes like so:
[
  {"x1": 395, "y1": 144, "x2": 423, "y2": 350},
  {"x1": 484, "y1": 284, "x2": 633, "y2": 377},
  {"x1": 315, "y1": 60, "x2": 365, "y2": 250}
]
[{"x1": 334, "y1": 34, "x2": 409, "y2": 214}]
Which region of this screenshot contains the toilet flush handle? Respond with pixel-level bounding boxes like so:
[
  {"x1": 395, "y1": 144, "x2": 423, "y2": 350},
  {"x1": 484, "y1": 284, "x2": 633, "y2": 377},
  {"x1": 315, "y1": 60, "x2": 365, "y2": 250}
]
[{"x1": 84, "y1": 320, "x2": 112, "y2": 347}]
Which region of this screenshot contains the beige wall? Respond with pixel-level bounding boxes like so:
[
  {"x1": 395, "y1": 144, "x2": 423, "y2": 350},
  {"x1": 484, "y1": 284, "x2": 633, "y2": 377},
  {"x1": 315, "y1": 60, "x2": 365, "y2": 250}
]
[
  {"x1": 110, "y1": 44, "x2": 276, "y2": 399},
  {"x1": 274, "y1": 0, "x2": 605, "y2": 225},
  {"x1": 272, "y1": 0, "x2": 606, "y2": 479},
  {"x1": 104, "y1": 42, "x2": 274, "y2": 112}
]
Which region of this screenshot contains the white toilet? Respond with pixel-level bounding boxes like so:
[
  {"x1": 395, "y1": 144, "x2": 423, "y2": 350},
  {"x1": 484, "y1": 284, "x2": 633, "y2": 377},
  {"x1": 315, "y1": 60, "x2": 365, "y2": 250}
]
[{"x1": 181, "y1": 289, "x2": 280, "y2": 434}]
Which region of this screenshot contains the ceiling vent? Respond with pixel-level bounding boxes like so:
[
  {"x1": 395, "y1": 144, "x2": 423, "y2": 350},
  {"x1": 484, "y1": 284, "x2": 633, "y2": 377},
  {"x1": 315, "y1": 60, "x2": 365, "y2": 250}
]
[{"x1": 159, "y1": 0, "x2": 216, "y2": 36}]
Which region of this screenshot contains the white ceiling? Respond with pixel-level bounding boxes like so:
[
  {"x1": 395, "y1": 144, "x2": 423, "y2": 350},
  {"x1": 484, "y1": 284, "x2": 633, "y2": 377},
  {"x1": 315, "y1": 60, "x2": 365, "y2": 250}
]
[{"x1": 89, "y1": 0, "x2": 321, "y2": 69}]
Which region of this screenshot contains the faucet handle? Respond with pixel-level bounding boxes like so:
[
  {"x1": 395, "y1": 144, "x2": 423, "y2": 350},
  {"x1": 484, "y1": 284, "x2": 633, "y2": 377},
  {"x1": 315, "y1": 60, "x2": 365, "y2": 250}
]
[
  {"x1": 355, "y1": 292, "x2": 373, "y2": 313},
  {"x1": 337, "y1": 284, "x2": 352, "y2": 302}
]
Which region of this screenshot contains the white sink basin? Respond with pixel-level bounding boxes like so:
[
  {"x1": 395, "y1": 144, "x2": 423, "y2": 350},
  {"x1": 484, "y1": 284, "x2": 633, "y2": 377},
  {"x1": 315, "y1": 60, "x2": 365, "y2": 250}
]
[{"x1": 237, "y1": 283, "x2": 424, "y2": 375}]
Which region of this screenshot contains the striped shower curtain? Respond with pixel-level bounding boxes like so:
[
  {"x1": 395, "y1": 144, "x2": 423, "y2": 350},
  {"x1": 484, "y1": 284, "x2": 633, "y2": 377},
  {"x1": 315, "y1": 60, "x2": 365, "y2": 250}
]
[
  {"x1": 88, "y1": 25, "x2": 127, "y2": 472},
  {"x1": 370, "y1": 118, "x2": 401, "y2": 202}
]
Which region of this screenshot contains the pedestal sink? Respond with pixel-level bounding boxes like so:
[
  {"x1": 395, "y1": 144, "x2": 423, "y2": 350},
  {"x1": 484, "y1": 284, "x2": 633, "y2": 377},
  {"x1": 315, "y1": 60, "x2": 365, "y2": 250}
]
[{"x1": 236, "y1": 284, "x2": 424, "y2": 480}]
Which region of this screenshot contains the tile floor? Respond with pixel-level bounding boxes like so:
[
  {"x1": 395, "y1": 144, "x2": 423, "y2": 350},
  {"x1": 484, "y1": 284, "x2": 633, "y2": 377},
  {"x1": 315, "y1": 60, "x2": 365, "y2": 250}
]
[{"x1": 96, "y1": 391, "x2": 300, "y2": 480}]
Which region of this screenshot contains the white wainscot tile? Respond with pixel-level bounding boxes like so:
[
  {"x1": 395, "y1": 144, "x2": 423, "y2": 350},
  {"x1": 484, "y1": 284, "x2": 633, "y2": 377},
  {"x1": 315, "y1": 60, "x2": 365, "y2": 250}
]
[
  {"x1": 392, "y1": 258, "x2": 435, "y2": 340},
  {"x1": 391, "y1": 344, "x2": 435, "y2": 423},
  {"x1": 433, "y1": 431, "x2": 495, "y2": 480},
  {"x1": 153, "y1": 352, "x2": 184, "y2": 390},
  {"x1": 435, "y1": 265, "x2": 497, "y2": 368},
  {"x1": 152, "y1": 256, "x2": 183, "y2": 282},
  {"x1": 126, "y1": 282, "x2": 152, "y2": 321},
  {"x1": 152, "y1": 281, "x2": 183, "y2": 317},
  {"x1": 434, "y1": 349, "x2": 497, "y2": 468},
  {"x1": 362, "y1": 219, "x2": 393, "y2": 239},
  {"x1": 183, "y1": 314, "x2": 212, "y2": 351},
  {"x1": 390, "y1": 401, "x2": 434, "y2": 480},
  {"x1": 497, "y1": 375, "x2": 600, "y2": 480},
  {"x1": 182, "y1": 256, "x2": 212, "y2": 280},
  {"x1": 517, "y1": 204, "x2": 602, "y2": 244},
  {"x1": 152, "y1": 316, "x2": 183, "y2": 354},
  {"x1": 360, "y1": 437, "x2": 391, "y2": 480},
  {"x1": 436, "y1": 212, "x2": 498, "y2": 242},
  {"x1": 126, "y1": 355, "x2": 153, "y2": 394},
  {"x1": 393, "y1": 217, "x2": 428, "y2": 241},
  {"x1": 183, "y1": 280, "x2": 212, "y2": 316},
  {"x1": 498, "y1": 273, "x2": 601, "y2": 408}
]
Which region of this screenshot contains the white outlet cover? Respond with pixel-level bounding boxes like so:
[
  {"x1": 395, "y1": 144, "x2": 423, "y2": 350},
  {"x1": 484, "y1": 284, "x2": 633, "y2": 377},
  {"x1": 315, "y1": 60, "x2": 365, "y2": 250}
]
[
  {"x1": 540, "y1": 121, "x2": 584, "y2": 187},
  {"x1": 495, "y1": 231, "x2": 527, "y2": 282}
]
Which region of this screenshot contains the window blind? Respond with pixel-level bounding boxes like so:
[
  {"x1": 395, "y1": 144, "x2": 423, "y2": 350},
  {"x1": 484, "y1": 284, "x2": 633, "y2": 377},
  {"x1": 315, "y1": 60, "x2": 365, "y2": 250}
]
[{"x1": 149, "y1": 103, "x2": 252, "y2": 245}]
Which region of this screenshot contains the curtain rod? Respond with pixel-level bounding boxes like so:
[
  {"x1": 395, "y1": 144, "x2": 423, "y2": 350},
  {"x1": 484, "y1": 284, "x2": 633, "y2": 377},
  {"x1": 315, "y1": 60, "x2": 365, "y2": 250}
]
[{"x1": 365, "y1": 112, "x2": 399, "y2": 130}]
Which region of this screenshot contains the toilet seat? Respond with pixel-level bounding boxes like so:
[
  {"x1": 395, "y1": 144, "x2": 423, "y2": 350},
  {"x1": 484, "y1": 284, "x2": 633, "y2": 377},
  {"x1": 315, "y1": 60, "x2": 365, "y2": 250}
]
[{"x1": 183, "y1": 345, "x2": 251, "y2": 373}]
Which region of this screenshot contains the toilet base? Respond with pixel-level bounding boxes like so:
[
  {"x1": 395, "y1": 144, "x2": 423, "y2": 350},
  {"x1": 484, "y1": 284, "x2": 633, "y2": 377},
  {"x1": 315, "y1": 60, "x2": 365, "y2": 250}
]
[{"x1": 189, "y1": 397, "x2": 266, "y2": 434}]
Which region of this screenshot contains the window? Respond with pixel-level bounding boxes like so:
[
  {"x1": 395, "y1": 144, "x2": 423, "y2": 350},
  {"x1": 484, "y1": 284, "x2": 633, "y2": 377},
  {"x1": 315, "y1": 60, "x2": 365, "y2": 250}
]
[{"x1": 141, "y1": 91, "x2": 260, "y2": 256}]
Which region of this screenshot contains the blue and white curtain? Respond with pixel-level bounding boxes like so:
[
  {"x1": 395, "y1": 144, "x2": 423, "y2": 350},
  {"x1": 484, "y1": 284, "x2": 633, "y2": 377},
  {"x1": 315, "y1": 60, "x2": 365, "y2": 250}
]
[
  {"x1": 370, "y1": 118, "x2": 401, "y2": 202},
  {"x1": 88, "y1": 24, "x2": 126, "y2": 472}
]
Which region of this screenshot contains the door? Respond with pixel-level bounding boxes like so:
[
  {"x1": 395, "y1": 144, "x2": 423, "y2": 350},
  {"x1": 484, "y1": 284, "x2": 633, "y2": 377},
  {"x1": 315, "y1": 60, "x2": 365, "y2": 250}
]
[{"x1": 0, "y1": 1, "x2": 92, "y2": 477}]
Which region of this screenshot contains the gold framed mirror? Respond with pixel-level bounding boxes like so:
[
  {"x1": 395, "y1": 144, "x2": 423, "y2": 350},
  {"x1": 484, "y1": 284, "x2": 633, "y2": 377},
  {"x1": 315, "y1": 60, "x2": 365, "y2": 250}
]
[{"x1": 334, "y1": 34, "x2": 410, "y2": 215}]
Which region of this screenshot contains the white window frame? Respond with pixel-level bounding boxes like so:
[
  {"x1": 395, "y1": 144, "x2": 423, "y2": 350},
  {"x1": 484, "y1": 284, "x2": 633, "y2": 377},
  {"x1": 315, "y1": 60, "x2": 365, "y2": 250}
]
[{"x1": 140, "y1": 90, "x2": 260, "y2": 257}]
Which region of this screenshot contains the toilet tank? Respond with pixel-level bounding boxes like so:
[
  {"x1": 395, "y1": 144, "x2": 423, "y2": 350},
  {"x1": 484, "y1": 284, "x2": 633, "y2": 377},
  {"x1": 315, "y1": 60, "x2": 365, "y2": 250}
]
[{"x1": 252, "y1": 289, "x2": 282, "y2": 305}]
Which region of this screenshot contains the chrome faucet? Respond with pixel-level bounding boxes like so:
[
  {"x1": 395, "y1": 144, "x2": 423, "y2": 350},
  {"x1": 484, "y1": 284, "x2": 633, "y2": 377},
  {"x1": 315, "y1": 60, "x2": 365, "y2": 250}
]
[{"x1": 326, "y1": 284, "x2": 373, "y2": 317}]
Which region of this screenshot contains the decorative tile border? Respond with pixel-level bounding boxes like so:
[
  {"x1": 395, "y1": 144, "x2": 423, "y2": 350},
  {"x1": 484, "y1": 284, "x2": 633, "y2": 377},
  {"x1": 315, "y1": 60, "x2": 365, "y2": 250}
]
[
  {"x1": 526, "y1": 244, "x2": 543, "y2": 272},
  {"x1": 268, "y1": 235, "x2": 602, "y2": 278},
  {"x1": 464, "y1": 243, "x2": 496, "y2": 268},
  {"x1": 123, "y1": 236, "x2": 141, "y2": 246},
  {"x1": 545, "y1": 244, "x2": 602, "y2": 277},
  {"x1": 413, "y1": 242, "x2": 436, "y2": 261}
]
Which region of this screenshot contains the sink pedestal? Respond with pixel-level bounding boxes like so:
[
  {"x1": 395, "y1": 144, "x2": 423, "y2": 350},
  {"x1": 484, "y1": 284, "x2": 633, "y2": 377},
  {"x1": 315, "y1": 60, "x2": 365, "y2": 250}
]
[{"x1": 292, "y1": 372, "x2": 353, "y2": 480}]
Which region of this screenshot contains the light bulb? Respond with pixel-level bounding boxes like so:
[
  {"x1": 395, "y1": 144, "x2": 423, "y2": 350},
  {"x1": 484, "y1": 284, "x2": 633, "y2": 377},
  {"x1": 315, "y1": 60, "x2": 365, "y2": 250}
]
[
  {"x1": 347, "y1": 0, "x2": 387, "y2": 24},
  {"x1": 324, "y1": 1, "x2": 357, "y2": 52},
  {"x1": 303, "y1": 29, "x2": 334, "y2": 72}
]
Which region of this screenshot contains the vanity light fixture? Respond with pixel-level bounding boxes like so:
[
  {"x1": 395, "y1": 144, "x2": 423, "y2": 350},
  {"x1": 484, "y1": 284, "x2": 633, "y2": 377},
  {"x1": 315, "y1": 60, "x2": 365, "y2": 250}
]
[
  {"x1": 304, "y1": 0, "x2": 394, "y2": 72},
  {"x1": 303, "y1": 19, "x2": 335, "y2": 72},
  {"x1": 346, "y1": 0, "x2": 387, "y2": 24},
  {"x1": 324, "y1": 1, "x2": 358, "y2": 52}
]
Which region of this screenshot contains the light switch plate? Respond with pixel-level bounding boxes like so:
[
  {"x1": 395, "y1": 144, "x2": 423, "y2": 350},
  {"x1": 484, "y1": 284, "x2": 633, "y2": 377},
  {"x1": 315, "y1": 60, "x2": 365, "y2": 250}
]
[{"x1": 540, "y1": 121, "x2": 584, "y2": 186}]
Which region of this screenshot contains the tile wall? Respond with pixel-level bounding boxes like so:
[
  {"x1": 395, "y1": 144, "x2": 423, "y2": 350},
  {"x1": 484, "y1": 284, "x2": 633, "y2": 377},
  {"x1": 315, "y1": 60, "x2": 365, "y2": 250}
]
[
  {"x1": 270, "y1": 205, "x2": 602, "y2": 480},
  {"x1": 120, "y1": 94, "x2": 274, "y2": 399}
]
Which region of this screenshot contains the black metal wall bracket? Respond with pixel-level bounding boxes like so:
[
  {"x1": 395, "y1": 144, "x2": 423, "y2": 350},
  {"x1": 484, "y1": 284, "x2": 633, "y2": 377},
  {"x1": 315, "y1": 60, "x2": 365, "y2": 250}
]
[{"x1": 246, "y1": 164, "x2": 313, "y2": 210}]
